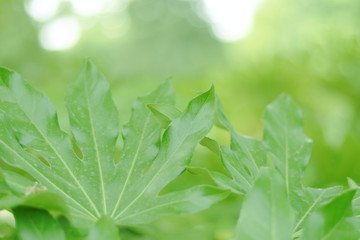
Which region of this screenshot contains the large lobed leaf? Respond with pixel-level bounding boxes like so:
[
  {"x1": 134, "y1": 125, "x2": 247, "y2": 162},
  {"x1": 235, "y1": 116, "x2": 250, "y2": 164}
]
[{"x1": 0, "y1": 61, "x2": 227, "y2": 230}]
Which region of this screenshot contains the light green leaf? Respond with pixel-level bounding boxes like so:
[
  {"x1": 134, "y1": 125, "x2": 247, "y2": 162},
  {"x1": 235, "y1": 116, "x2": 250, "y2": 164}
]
[
  {"x1": 293, "y1": 186, "x2": 343, "y2": 234},
  {"x1": 115, "y1": 185, "x2": 229, "y2": 224},
  {"x1": 210, "y1": 100, "x2": 266, "y2": 194},
  {"x1": 65, "y1": 60, "x2": 120, "y2": 217},
  {"x1": 294, "y1": 186, "x2": 342, "y2": 233},
  {"x1": 236, "y1": 167, "x2": 295, "y2": 240},
  {"x1": 14, "y1": 207, "x2": 65, "y2": 240},
  {"x1": 207, "y1": 170, "x2": 242, "y2": 194},
  {"x1": 87, "y1": 217, "x2": 120, "y2": 240},
  {"x1": 262, "y1": 94, "x2": 312, "y2": 208},
  {"x1": 0, "y1": 171, "x2": 67, "y2": 213},
  {"x1": 148, "y1": 102, "x2": 220, "y2": 155},
  {"x1": 148, "y1": 103, "x2": 182, "y2": 128},
  {"x1": 301, "y1": 190, "x2": 359, "y2": 240},
  {"x1": 2, "y1": 170, "x2": 35, "y2": 195},
  {"x1": 0, "y1": 210, "x2": 15, "y2": 239},
  {"x1": 111, "y1": 85, "x2": 220, "y2": 224},
  {"x1": 0, "y1": 62, "x2": 224, "y2": 227},
  {"x1": 348, "y1": 178, "x2": 360, "y2": 218},
  {"x1": 347, "y1": 178, "x2": 358, "y2": 189}
]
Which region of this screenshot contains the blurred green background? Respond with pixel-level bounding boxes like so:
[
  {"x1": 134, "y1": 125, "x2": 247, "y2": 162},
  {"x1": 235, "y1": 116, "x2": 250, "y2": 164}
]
[{"x1": 1, "y1": 0, "x2": 360, "y2": 239}]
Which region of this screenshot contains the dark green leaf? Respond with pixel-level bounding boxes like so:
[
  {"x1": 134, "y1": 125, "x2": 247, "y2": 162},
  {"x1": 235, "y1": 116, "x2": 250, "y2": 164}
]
[{"x1": 14, "y1": 207, "x2": 65, "y2": 240}]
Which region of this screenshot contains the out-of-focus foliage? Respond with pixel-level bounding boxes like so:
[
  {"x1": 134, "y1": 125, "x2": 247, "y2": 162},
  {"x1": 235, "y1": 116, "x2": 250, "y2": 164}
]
[{"x1": 0, "y1": 0, "x2": 359, "y2": 238}]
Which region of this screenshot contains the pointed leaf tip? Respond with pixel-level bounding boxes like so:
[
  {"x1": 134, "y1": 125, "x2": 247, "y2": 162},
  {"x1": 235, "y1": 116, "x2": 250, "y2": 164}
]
[{"x1": 0, "y1": 67, "x2": 19, "y2": 87}]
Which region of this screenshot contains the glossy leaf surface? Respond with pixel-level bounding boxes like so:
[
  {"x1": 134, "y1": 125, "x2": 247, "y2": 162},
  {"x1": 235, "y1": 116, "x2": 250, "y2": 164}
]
[{"x1": 0, "y1": 62, "x2": 226, "y2": 227}]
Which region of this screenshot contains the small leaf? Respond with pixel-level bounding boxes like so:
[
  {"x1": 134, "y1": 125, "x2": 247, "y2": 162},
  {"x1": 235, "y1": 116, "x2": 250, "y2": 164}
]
[
  {"x1": 347, "y1": 178, "x2": 358, "y2": 189},
  {"x1": 87, "y1": 217, "x2": 120, "y2": 240},
  {"x1": 14, "y1": 207, "x2": 65, "y2": 240},
  {"x1": 148, "y1": 102, "x2": 220, "y2": 155},
  {"x1": 236, "y1": 167, "x2": 295, "y2": 240},
  {"x1": 148, "y1": 103, "x2": 182, "y2": 128},
  {"x1": 262, "y1": 94, "x2": 312, "y2": 211},
  {"x1": 0, "y1": 210, "x2": 15, "y2": 239},
  {"x1": 0, "y1": 170, "x2": 67, "y2": 212},
  {"x1": 348, "y1": 179, "x2": 360, "y2": 219},
  {"x1": 114, "y1": 185, "x2": 229, "y2": 224},
  {"x1": 208, "y1": 171, "x2": 242, "y2": 194},
  {"x1": 293, "y1": 186, "x2": 343, "y2": 233},
  {"x1": 301, "y1": 190, "x2": 359, "y2": 240},
  {"x1": 210, "y1": 100, "x2": 266, "y2": 194}
]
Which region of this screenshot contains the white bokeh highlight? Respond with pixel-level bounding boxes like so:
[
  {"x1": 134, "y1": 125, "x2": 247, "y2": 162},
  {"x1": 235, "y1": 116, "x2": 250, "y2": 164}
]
[
  {"x1": 39, "y1": 17, "x2": 81, "y2": 51},
  {"x1": 203, "y1": 0, "x2": 263, "y2": 42},
  {"x1": 25, "y1": 0, "x2": 61, "y2": 22}
]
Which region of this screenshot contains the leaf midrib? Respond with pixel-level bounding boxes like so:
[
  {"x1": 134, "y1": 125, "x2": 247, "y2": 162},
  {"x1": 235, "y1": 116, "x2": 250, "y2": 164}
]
[
  {"x1": 293, "y1": 189, "x2": 327, "y2": 233},
  {"x1": 83, "y1": 78, "x2": 107, "y2": 215},
  {"x1": 284, "y1": 123, "x2": 290, "y2": 199},
  {"x1": 110, "y1": 94, "x2": 162, "y2": 218}
]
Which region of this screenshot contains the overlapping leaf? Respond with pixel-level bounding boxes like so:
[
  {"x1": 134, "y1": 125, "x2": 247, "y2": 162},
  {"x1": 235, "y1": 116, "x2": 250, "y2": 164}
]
[
  {"x1": 212, "y1": 95, "x2": 348, "y2": 239},
  {"x1": 236, "y1": 167, "x2": 295, "y2": 240},
  {"x1": 13, "y1": 207, "x2": 66, "y2": 240},
  {"x1": 263, "y1": 95, "x2": 343, "y2": 234},
  {"x1": 211, "y1": 101, "x2": 266, "y2": 194},
  {"x1": 301, "y1": 190, "x2": 360, "y2": 240},
  {"x1": 0, "y1": 61, "x2": 227, "y2": 230},
  {"x1": 263, "y1": 94, "x2": 312, "y2": 204}
]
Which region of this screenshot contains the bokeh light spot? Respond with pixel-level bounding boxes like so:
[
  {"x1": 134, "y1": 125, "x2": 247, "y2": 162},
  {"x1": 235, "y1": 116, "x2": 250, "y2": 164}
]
[
  {"x1": 39, "y1": 17, "x2": 81, "y2": 51},
  {"x1": 25, "y1": 0, "x2": 61, "y2": 22},
  {"x1": 203, "y1": 0, "x2": 263, "y2": 42}
]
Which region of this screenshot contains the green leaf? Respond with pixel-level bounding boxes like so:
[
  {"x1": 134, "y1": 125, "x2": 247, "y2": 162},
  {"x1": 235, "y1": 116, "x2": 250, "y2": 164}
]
[
  {"x1": 115, "y1": 185, "x2": 229, "y2": 224},
  {"x1": 13, "y1": 207, "x2": 65, "y2": 240},
  {"x1": 111, "y1": 85, "x2": 222, "y2": 224},
  {"x1": 148, "y1": 102, "x2": 220, "y2": 155},
  {"x1": 301, "y1": 190, "x2": 360, "y2": 240},
  {"x1": 210, "y1": 100, "x2": 266, "y2": 194},
  {"x1": 293, "y1": 186, "x2": 343, "y2": 233},
  {"x1": 0, "y1": 170, "x2": 67, "y2": 213},
  {"x1": 236, "y1": 167, "x2": 295, "y2": 240},
  {"x1": 0, "y1": 210, "x2": 15, "y2": 239},
  {"x1": 148, "y1": 103, "x2": 181, "y2": 128},
  {"x1": 2, "y1": 170, "x2": 36, "y2": 195},
  {"x1": 0, "y1": 61, "x2": 225, "y2": 227},
  {"x1": 262, "y1": 94, "x2": 312, "y2": 208},
  {"x1": 87, "y1": 217, "x2": 120, "y2": 240},
  {"x1": 348, "y1": 178, "x2": 360, "y2": 219}
]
